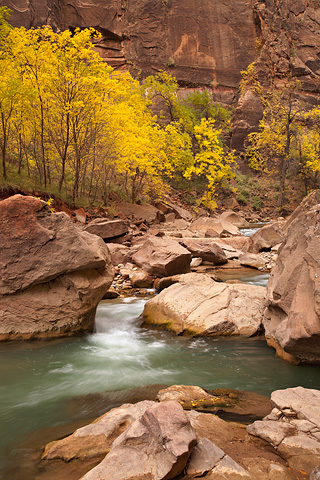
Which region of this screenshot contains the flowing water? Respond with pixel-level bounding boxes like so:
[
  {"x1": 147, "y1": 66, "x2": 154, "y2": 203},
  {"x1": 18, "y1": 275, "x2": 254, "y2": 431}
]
[
  {"x1": 240, "y1": 223, "x2": 267, "y2": 237},
  {"x1": 1, "y1": 271, "x2": 320, "y2": 478}
]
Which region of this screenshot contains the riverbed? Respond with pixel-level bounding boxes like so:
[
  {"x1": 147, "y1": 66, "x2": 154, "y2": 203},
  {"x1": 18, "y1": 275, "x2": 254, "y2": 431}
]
[{"x1": 1, "y1": 271, "x2": 320, "y2": 478}]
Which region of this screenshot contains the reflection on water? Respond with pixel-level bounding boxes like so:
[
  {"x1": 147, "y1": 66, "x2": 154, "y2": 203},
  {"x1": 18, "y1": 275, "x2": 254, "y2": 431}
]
[{"x1": 1, "y1": 296, "x2": 320, "y2": 478}]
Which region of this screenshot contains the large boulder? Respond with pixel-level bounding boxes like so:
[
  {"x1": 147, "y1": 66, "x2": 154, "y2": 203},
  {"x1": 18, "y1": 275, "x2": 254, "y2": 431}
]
[
  {"x1": 247, "y1": 387, "x2": 320, "y2": 474},
  {"x1": 143, "y1": 273, "x2": 266, "y2": 336},
  {"x1": 132, "y1": 236, "x2": 191, "y2": 277},
  {"x1": 155, "y1": 199, "x2": 193, "y2": 222},
  {"x1": 115, "y1": 202, "x2": 161, "y2": 225},
  {"x1": 180, "y1": 239, "x2": 228, "y2": 264},
  {"x1": 239, "y1": 253, "x2": 267, "y2": 270},
  {"x1": 190, "y1": 217, "x2": 241, "y2": 237},
  {"x1": 80, "y1": 401, "x2": 197, "y2": 480},
  {"x1": 219, "y1": 210, "x2": 250, "y2": 228},
  {"x1": 249, "y1": 222, "x2": 284, "y2": 253},
  {"x1": 0, "y1": 195, "x2": 113, "y2": 340},
  {"x1": 84, "y1": 219, "x2": 128, "y2": 241},
  {"x1": 263, "y1": 200, "x2": 320, "y2": 364}
]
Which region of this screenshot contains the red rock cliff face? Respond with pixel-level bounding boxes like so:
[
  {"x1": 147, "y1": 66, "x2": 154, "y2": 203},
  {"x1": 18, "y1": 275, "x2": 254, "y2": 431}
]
[
  {"x1": 1, "y1": 0, "x2": 258, "y2": 98},
  {"x1": 2, "y1": 0, "x2": 320, "y2": 147}
]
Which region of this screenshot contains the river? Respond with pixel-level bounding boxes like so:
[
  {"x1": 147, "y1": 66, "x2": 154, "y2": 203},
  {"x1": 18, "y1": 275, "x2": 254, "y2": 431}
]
[{"x1": 1, "y1": 269, "x2": 320, "y2": 478}]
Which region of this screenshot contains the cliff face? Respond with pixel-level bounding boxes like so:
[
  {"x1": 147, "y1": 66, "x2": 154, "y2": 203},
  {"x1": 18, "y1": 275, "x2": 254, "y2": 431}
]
[
  {"x1": 2, "y1": 0, "x2": 320, "y2": 148},
  {"x1": 1, "y1": 0, "x2": 258, "y2": 101}
]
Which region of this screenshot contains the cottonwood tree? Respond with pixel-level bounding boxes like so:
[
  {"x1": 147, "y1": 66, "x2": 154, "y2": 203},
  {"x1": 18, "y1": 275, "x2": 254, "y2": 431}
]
[{"x1": 243, "y1": 63, "x2": 299, "y2": 210}]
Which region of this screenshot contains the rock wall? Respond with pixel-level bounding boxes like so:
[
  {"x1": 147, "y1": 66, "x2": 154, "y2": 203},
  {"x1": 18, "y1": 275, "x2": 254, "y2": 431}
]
[{"x1": 2, "y1": 0, "x2": 320, "y2": 147}]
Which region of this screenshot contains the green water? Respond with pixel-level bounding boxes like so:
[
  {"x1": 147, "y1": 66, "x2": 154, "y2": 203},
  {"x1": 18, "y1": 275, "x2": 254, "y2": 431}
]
[{"x1": 1, "y1": 276, "x2": 320, "y2": 478}]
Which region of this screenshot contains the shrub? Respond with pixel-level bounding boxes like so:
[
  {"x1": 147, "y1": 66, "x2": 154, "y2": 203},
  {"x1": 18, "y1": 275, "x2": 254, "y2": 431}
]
[
  {"x1": 237, "y1": 193, "x2": 248, "y2": 205},
  {"x1": 251, "y1": 195, "x2": 263, "y2": 211}
]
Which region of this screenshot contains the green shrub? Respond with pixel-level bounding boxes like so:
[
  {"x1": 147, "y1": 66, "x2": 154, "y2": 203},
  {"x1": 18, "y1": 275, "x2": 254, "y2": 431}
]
[
  {"x1": 251, "y1": 195, "x2": 263, "y2": 211},
  {"x1": 237, "y1": 193, "x2": 248, "y2": 205},
  {"x1": 240, "y1": 188, "x2": 250, "y2": 199}
]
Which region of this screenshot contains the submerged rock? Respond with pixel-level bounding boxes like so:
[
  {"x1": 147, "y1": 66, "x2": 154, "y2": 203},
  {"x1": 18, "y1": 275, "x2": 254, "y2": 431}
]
[
  {"x1": 0, "y1": 195, "x2": 113, "y2": 340},
  {"x1": 142, "y1": 273, "x2": 266, "y2": 336}
]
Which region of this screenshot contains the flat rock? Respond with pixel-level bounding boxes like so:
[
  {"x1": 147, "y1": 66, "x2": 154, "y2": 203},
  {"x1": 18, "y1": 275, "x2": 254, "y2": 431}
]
[
  {"x1": 42, "y1": 401, "x2": 155, "y2": 461},
  {"x1": 115, "y1": 202, "x2": 160, "y2": 225},
  {"x1": 190, "y1": 217, "x2": 241, "y2": 237},
  {"x1": 143, "y1": 273, "x2": 266, "y2": 336}
]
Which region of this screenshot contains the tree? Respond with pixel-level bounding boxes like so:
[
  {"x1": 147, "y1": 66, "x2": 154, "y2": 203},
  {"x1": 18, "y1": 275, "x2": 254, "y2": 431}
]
[
  {"x1": 243, "y1": 62, "x2": 299, "y2": 210},
  {"x1": 184, "y1": 118, "x2": 235, "y2": 210}
]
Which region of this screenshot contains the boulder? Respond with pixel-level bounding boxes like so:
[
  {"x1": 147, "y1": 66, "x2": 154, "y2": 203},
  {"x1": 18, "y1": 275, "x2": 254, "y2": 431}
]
[
  {"x1": 84, "y1": 219, "x2": 128, "y2": 240},
  {"x1": 115, "y1": 202, "x2": 160, "y2": 225},
  {"x1": 0, "y1": 195, "x2": 113, "y2": 340},
  {"x1": 132, "y1": 236, "x2": 191, "y2": 277},
  {"x1": 247, "y1": 387, "x2": 320, "y2": 474},
  {"x1": 190, "y1": 217, "x2": 241, "y2": 237},
  {"x1": 129, "y1": 269, "x2": 153, "y2": 288},
  {"x1": 186, "y1": 438, "x2": 252, "y2": 479},
  {"x1": 107, "y1": 244, "x2": 136, "y2": 266},
  {"x1": 220, "y1": 210, "x2": 250, "y2": 228},
  {"x1": 239, "y1": 253, "x2": 266, "y2": 270},
  {"x1": 214, "y1": 236, "x2": 251, "y2": 253},
  {"x1": 42, "y1": 401, "x2": 155, "y2": 461},
  {"x1": 263, "y1": 202, "x2": 320, "y2": 364},
  {"x1": 181, "y1": 239, "x2": 227, "y2": 264},
  {"x1": 156, "y1": 200, "x2": 193, "y2": 222},
  {"x1": 74, "y1": 207, "x2": 87, "y2": 224},
  {"x1": 80, "y1": 401, "x2": 197, "y2": 480},
  {"x1": 249, "y1": 222, "x2": 284, "y2": 253},
  {"x1": 143, "y1": 273, "x2": 266, "y2": 336}
]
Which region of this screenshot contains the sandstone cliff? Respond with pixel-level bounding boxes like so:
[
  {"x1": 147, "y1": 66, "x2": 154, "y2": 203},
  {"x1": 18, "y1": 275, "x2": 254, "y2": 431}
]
[{"x1": 2, "y1": 0, "x2": 320, "y2": 147}]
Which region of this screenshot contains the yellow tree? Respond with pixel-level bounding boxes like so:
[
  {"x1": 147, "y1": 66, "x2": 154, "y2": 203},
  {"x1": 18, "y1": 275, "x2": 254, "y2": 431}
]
[
  {"x1": 246, "y1": 80, "x2": 298, "y2": 209},
  {"x1": 184, "y1": 118, "x2": 234, "y2": 210}
]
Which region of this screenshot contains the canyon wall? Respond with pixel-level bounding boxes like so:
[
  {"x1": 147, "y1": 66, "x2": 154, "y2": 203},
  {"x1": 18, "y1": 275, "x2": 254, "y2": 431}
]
[{"x1": 2, "y1": 0, "x2": 320, "y2": 147}]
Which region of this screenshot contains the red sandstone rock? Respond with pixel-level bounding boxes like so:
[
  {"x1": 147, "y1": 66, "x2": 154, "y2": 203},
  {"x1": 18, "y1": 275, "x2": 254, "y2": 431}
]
[
  {"x1": 132, "y1": 236, "x2": 191, "y2": 277},
  {"x1": 80, "y1": 401, "x2": 197, "y2": 480},
  {"x1": 84, "y1": 218, "x2": 128, "y2": 240},
  {"x1": 263, "y1": 195, "x2": 320, "y2": 364},
  {"x1": 0, "y1": 195, "x2": 113, "y2": 340}
]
